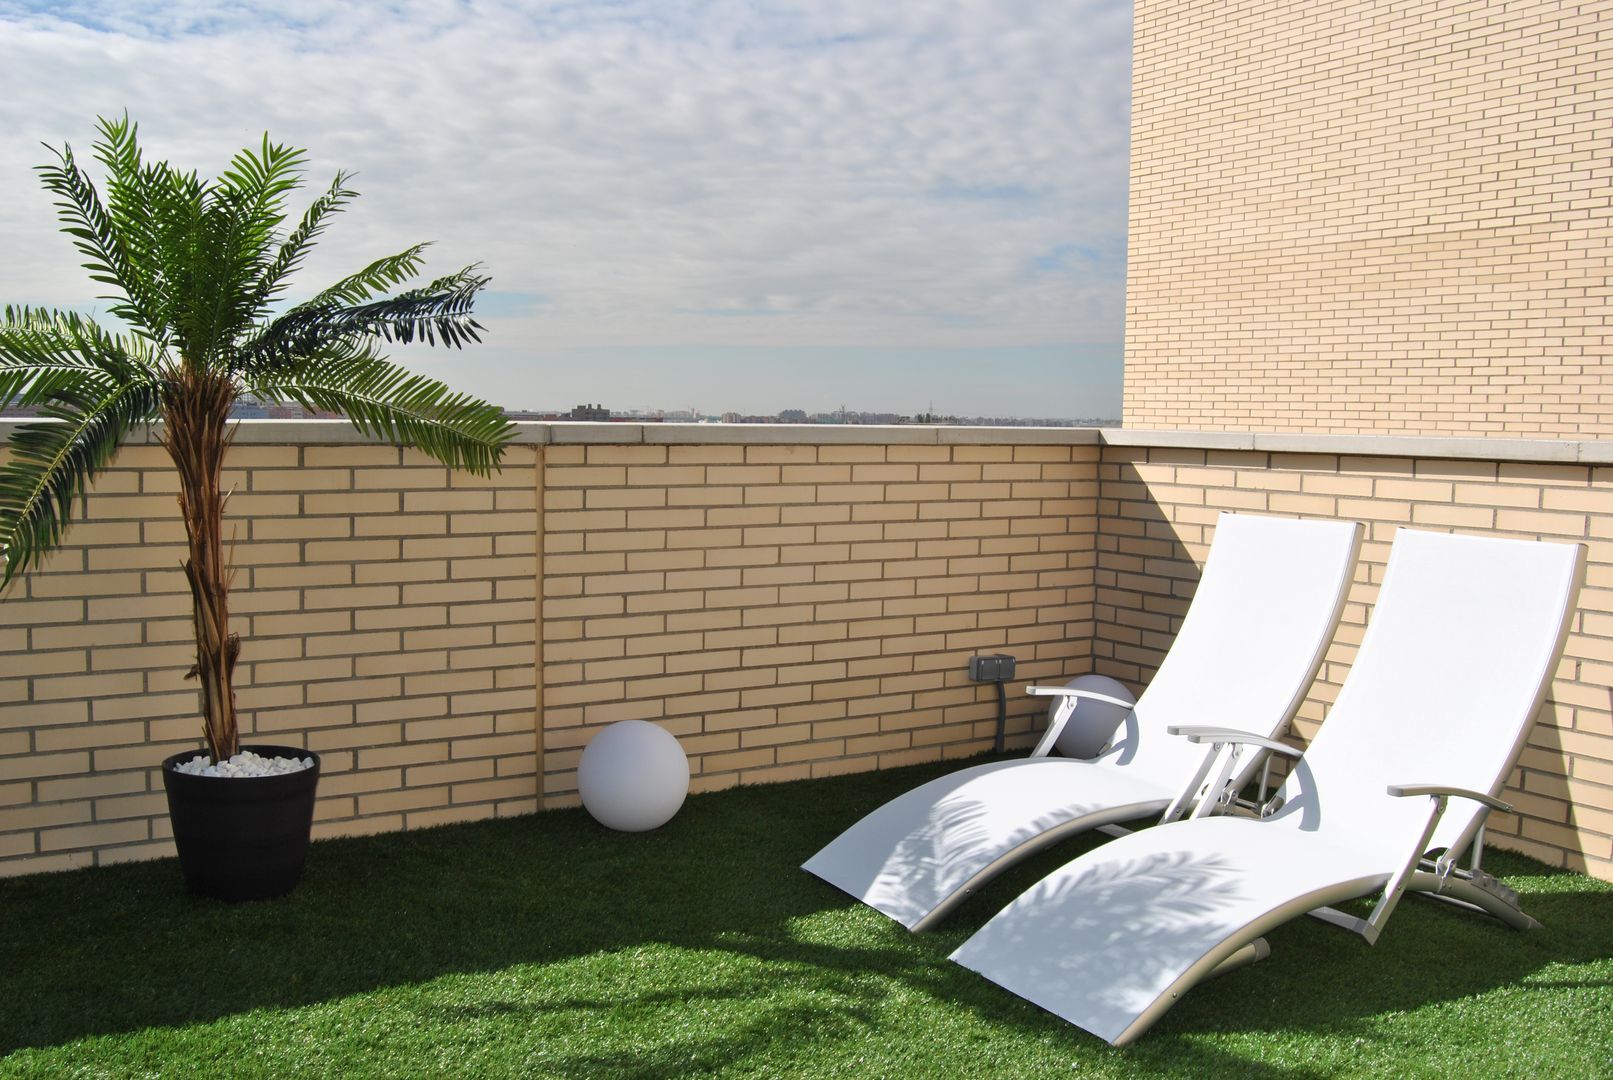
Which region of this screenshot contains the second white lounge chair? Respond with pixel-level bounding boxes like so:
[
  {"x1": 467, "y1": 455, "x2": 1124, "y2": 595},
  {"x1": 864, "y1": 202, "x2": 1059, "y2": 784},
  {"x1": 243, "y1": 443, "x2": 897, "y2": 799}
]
[
  {"x1": 950, "y1": 527, "x2": 1585, "y2": 1045},
  {"x1": 802, "y1": 512, "x2": 1363, "y2": 930}
]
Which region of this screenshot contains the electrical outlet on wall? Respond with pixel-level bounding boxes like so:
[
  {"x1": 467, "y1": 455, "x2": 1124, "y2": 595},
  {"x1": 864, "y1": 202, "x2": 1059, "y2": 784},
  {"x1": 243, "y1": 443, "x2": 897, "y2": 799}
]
[{"x1": 968, "y1": 654, "x2": 1016, "y2": 682}]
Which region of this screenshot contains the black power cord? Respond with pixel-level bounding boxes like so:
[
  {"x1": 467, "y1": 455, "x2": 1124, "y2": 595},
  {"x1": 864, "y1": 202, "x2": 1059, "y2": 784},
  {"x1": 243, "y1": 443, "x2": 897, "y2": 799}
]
[
  {"x1": 992, "y1": 677, "x2": 1008, "y2": 753},
  {"x1": 967, "y1": 653, "x2": 1017, "y2": 753}
]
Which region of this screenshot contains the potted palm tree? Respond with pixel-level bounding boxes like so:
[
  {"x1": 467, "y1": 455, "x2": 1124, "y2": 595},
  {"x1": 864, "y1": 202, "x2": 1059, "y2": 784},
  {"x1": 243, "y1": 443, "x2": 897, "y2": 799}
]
[{"x1": 0, "y1": 115, "x2": 517, "y2": 900}]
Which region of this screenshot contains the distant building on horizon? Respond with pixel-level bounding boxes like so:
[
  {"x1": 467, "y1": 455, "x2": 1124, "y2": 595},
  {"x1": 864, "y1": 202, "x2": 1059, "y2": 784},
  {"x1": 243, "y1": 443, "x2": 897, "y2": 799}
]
[
  {"x1": 228, "y1": 397, "x2": 340, "y2": 420},
  {"x1": 1, "y1": 399, "x2": 1116, "y2": 428}
]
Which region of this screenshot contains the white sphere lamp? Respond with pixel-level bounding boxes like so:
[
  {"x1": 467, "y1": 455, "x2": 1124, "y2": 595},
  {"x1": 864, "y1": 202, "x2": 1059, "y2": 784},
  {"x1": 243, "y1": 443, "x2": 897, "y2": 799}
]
[
  {"x1": 577, "y1": 720, "x2": 690, "y2": 831},
  {"x1": 1050, "y1": 674, "x2": 1136, "y2": 759}
]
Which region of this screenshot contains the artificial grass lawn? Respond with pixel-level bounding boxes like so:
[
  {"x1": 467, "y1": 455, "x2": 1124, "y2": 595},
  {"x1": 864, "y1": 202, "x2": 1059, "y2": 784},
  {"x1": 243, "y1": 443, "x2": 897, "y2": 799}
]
[{"x1": 3, "y1": 757, "x2": 1611, "y2": 1079}]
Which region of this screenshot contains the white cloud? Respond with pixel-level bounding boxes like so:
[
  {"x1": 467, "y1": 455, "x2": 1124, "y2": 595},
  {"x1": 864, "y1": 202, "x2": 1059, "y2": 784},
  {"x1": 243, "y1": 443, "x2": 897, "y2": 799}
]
[{"x1": 0, "y1": 0, "x2": 1131, "y2": 415}]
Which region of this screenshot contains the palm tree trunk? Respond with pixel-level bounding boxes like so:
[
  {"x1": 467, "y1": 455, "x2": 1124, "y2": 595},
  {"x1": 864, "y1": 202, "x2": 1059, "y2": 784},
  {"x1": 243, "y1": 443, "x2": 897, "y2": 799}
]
[{"x1": 161, "y1": 370, "x2": 241, "y2": 763}]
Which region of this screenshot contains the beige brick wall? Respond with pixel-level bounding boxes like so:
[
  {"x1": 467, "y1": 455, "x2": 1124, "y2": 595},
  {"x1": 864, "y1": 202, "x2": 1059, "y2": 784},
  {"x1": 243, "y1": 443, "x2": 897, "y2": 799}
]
[
  {"x1": 538, "y1": 439, "x2": 1100, "y2": 802},
  {"x1": 0, "y1": 426, "x2": 1099, "y2": 874},
  {"x1": 1124, "y1": 0, "x2": 1613, "y2": 436},
  {"x1": 1094, "y1": 437, "x2": 1613, "y2": 880},
  {"x1": 1, "y1": 437, "x2": 541, "y2": 874},
  {"x1": 6, "y1": 424, "x2": 1611, "y2": 885}
]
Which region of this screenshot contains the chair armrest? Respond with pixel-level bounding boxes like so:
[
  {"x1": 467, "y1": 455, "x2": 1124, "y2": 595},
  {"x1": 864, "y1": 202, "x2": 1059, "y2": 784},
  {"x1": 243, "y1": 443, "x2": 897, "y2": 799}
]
[
  {"x1": 1165, "y1": 726, "x2": 1302, "y2": 758},
  {"x1": 1026, "y1": 686, "x2": 1135, "y2": 710},
  {"x1": 1159, "y1": 727, "x2": 1301, "y2": 824},
  {"x1": 1386, "y1": 784, "x2": 1513, "y2": 814}
]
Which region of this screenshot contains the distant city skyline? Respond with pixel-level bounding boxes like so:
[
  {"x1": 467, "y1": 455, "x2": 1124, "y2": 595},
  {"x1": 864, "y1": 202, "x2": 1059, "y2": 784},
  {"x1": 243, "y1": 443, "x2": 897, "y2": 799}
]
[
  {"x1": 504, "y1": 402, "x2": 1118, "y2": 426},
  {"x1": 4, "y1": 395, "x2": 1118, "y2": 426},
  {"x1": 0, "y1": 1, "x2": 1132, "y2": 418}
]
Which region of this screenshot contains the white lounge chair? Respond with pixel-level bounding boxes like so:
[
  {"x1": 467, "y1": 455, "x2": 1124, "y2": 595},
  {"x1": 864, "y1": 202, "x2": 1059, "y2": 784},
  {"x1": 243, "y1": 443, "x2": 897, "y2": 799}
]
[
  {"x1": 950, "y1": 527, "x2": 1584, "y2": 1046},
  {"x1": 802, "y1": 512, "x2": 1363, "y2": 931}
]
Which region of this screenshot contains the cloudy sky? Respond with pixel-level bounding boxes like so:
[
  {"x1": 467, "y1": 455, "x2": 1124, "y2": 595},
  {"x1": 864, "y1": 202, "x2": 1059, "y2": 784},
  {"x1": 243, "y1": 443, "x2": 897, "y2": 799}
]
[{"x1": 0, "y1": 1, "x2": 1131, "y2": 418}]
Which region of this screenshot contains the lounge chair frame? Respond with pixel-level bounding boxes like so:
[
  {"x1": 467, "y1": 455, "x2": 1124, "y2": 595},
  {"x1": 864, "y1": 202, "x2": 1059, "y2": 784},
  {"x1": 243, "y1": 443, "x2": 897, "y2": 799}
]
[
  {"x1": 802, "y1": 513, "x2": 1364, "y2": 933},
  {"x1": 1180, "y1": 727, "x2": 1543, "y2": 940},
  {"x1": 948, "y1": 527, "x2": 1585, "y2": 1046}
]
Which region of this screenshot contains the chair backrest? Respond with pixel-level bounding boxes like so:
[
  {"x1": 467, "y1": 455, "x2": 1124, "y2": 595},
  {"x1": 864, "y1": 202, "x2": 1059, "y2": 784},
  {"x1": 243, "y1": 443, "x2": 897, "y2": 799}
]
[
  {"x1": 1102, "y1": 513, "x2": 1362, "y2": 790},
  {"x1": 1271, "y1": 528, "x2": 1584, "y2": 857}
]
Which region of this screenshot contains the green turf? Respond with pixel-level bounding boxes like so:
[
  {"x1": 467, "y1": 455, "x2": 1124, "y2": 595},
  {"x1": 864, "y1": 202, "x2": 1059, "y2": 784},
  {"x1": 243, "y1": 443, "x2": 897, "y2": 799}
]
[{"x1": 3, "y1": 757, "x2": 1611, "y2": 1078}]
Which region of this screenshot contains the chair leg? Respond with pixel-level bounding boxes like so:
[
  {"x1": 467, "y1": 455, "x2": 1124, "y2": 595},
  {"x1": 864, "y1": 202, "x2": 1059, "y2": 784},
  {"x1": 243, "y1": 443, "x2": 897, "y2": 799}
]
[
  {"x1": 1207, "y1": 937, "x2": 1271, "y2": 979},
  {"x1": 1406, "y1": 869, "x2": 1542, "y2": 931}
]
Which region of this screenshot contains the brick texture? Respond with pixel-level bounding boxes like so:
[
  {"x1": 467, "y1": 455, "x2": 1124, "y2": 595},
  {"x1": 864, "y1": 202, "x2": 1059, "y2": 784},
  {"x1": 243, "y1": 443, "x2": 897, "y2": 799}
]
[
  {"x1": 1094, "y1": 445, "x2": 1613, "y2": 881},
  {"x1": 0, "y1": 433, "x2": 1099, "y2": 874},
  {"x1": 1124, "y1": 0, "x2": 1613, "y2": 436},
  {"x1": 0, "y1": 443, "x2": 541, "y2": 873},
  {"x1": 538, "y1": 441, "x2": 1100, "y2": 801},
  {"x1": 5, "y1": 429, "x2": 1611, "y2": 885}
]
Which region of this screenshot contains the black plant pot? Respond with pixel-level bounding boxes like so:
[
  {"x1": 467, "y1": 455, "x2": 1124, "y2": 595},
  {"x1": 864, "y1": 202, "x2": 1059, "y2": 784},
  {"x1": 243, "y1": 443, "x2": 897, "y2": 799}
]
[{"x1": 161, "y1": 743, "x2": 321, "y2": 902}]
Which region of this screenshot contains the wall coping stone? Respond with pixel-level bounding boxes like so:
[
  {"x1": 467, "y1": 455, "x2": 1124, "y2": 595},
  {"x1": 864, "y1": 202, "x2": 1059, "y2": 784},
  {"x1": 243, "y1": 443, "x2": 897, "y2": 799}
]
[
  {"x1": 0, "y1": 418, "x2": 1104, "y2": 448},
  {"x1": 2, "y1": 419, "x2": 1608, "y2": 464},
  {"x1": 1104, "y1": 429, "x2": 1613, "y2": 465}
]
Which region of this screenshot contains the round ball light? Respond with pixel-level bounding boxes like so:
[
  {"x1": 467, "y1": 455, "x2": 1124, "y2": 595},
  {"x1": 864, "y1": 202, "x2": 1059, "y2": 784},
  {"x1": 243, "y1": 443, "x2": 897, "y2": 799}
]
[
  {"x1": 577, "y1": 720, "x2": 690, "y2": 832},
  {"x1": 1050, "y1": 674, "x2": 1136, "y2": 759}
]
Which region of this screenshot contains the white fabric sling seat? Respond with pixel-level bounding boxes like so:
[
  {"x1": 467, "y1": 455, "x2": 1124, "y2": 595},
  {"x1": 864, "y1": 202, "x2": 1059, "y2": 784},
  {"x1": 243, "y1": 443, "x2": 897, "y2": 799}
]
[
  {"x1": 802, "y1": 513, "x2": 1363, "y2": 931},
  {"x1": 950, "y1": 528, "x2": 1585, "y2": 1046}
]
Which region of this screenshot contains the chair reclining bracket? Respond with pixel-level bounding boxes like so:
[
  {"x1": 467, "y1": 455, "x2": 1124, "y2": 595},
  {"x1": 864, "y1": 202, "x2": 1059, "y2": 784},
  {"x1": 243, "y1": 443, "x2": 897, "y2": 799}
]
[{"x1": 1308, "y1": 790, "x2": 1541, "y2": 939}]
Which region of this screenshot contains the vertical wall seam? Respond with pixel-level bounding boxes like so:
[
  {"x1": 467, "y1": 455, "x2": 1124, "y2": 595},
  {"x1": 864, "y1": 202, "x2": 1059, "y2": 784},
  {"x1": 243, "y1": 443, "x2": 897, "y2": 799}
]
[{"x1": 532, "y1": 445, "x2": 546, "y2": 810}]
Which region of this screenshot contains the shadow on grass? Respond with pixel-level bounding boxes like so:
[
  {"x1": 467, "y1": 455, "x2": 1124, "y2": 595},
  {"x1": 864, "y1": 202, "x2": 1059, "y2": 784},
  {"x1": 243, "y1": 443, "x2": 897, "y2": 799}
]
[{"x1": 3, "y1": 755, "x2": 1611, "y2": 1077}]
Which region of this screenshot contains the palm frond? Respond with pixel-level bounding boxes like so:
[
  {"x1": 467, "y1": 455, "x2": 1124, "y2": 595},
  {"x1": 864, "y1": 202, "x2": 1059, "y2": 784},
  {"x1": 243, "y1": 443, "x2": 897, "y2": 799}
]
[
  {"x1": 89, "y1": 113, "x2": 158, "y2": 319},
  {"x1": 36, "y1": 124, "x2": 166, "y2": 340},
  {"x1": 173, "y1": 135, "x2": 309, "y2": 370},
  {"x1": 238, "y1": 264, "x2": 488, "y2": 375},
  {"x1": 83, "y1": 114, "x2": 214, "y2": 349},
  {"x1": 302, "y1": 245, "x2": 432, "y2": 307},
  {"x1": 0, "y1": 370, "x2": 162, "y2": 589},
  {"x1": 0, "y1": 306, "x2": 163, "y2": 407},
  {"x1": 217, "y1": 133, "x2": 306, "y2": 206},
  {"x1": 247, "y1": 350, "x2": 515, "y2": 475},
  {"x1": 243, "y1": 170, "x2": 358, "y2": 319}
]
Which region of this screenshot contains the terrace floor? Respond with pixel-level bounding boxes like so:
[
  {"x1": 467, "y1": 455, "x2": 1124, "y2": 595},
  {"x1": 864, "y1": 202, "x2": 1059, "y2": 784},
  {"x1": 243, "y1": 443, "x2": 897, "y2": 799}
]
[{"x1": 3, "y1": 757, "x2": 1610, "y2": 1078}]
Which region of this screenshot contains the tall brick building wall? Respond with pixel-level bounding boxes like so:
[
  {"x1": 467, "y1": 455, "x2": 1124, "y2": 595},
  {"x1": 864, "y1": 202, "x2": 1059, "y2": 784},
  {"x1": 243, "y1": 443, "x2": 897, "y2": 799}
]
[{"x1": 1123, "y1": 0, "x2": 1613, "y2": 436}]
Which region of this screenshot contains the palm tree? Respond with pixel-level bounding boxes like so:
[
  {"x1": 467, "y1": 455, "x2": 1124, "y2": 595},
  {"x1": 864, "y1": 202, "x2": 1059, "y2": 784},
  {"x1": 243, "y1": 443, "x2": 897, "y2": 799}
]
[{"x1": 0, "y1": 115, "x2": 516, "y2": 765}]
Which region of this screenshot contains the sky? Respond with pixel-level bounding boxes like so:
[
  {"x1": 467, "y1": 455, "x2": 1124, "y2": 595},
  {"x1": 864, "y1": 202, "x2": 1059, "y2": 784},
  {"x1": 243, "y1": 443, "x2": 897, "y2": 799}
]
[{"x1": 0, "y1": 0, "x2": 1132, "y2": 418}]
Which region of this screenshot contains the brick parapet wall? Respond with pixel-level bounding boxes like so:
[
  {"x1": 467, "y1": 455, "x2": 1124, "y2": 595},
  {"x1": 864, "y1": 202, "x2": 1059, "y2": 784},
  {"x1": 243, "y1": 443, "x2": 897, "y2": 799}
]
[
  {"x1": 3, "y1": 423, "x2": 1610, "y2": 882},
  {"x1": 1094, "y1": 435, "x2": 1613, "y2": 879},
  {"x1": 537, "y1": 439, "x2": 1099, "y2": 804},
  {"x1": 0, "y1": 423, "x2": 1100, "y2": 875},
  {"x1": 0, "y1": 436, "x2": 542, "y2": 873},
  {"x1": 1124, "y1": 0, "x2": 1613, "y2": 436}
]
